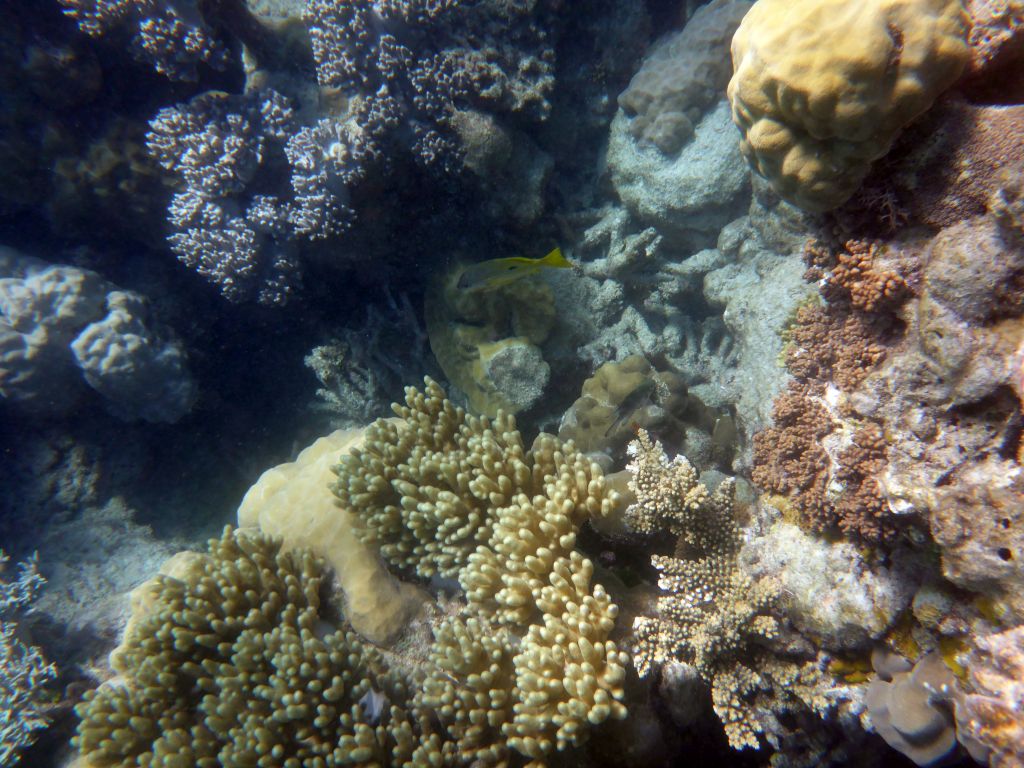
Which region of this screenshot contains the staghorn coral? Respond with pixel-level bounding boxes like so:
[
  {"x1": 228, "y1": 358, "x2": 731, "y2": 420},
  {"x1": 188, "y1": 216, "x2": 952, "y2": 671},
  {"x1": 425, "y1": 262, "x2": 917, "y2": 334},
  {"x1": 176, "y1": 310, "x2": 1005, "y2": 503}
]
[
  {"x1": 1, "y1": 550, "x2": 57, "y2": 767},
  {"x1": 58, "y1": 0, "x2": 229, "y2": 80},
  {"x1": 73, "y1": 527, "x2": 442, "y2": 767},
  {"x1": 333, "y1": 378, "x2": 630, "y2": 764},
  {"x1": 626, "y1": 430, "x2": 804, "y2": 750},
  {"x1": 728, "y1": 0, "x2": 970, "y2": 212}
]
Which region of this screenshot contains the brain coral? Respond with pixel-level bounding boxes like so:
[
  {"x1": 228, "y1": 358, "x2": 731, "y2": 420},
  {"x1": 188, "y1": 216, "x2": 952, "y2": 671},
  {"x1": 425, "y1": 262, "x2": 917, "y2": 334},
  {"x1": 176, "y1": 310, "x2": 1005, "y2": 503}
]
[{"x1": 728, "y1": 0, "x2": 970, "y2": 212}]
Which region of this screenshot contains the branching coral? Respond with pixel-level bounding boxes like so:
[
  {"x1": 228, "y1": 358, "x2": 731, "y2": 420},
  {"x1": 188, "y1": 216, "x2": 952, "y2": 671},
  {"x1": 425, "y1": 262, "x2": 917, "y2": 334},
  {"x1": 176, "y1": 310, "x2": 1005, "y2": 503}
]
[
  {"x1": 304, "y1": 0, "x2": 555, "y2": 171},
  {"x1": 74, "y1": 527, "x2": 442, "y2": 767},
  {"x1": 626, "y1": 430, "x2": 800, "y2": 750},
  {"x1": 333, "y1": 378, "x2": 629, "y2": 764},
  {"x1": 147, "y1": 89, "x2": 303, "y2": 305},
  {"x1": 1, "y1": 550, "x2": 56, "y2": 767},
  {"x1": 58, "y1": 0, "x2": 229, "y2": 80}
]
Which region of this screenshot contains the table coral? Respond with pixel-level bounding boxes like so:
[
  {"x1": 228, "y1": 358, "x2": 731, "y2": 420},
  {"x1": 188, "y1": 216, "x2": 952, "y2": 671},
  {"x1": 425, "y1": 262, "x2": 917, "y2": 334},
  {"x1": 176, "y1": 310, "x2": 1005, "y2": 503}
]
[{"x1": 728, "y1": 0, "x2": 970, "y2": 212}]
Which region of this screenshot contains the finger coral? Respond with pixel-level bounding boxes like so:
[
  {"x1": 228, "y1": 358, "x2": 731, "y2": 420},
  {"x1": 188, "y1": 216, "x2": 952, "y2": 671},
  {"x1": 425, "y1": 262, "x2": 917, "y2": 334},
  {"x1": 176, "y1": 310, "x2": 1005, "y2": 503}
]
[
  {"x1": 333, "y1": 378, "x2": 630, "y2": 764},
  {"x1": 728, "y1": 0, "x2": 970, "y2": 212},
  {"x1": 73, "y1": 527, "x2": 439, "y2": 767}
]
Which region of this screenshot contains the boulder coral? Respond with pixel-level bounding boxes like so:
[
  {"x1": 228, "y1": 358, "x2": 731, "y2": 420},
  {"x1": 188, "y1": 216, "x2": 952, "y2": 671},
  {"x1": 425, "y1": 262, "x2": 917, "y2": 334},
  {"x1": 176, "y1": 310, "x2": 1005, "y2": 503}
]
[{"x1": 728, "y1": 0, "x2": 970, "y2": 212}]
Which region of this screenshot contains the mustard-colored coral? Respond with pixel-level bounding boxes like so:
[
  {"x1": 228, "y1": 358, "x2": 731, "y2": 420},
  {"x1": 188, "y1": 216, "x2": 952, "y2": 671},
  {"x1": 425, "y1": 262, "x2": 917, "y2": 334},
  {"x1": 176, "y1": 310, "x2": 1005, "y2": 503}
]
[
  {"x1": 335, "y1": 378, "x2": 629, "y2": 765},
  {"x1": 73, "y1": 527, "x2": 438, "y2": 767},
  {"x1": 728, "y1": 0, "x2": 970, "y2": 212}
]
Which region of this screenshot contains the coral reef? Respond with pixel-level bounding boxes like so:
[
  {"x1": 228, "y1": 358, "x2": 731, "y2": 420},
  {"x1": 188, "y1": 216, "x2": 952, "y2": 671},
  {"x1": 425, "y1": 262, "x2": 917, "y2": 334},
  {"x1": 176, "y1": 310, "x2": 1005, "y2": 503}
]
[
  {"x1": 146, "y1": 89, "x2": 304, "y2": 305},
  {"x1": 332, "y1": 378, "x2": 630, "y2": 764},
  {"x1": 73, "y1": 527, "x2": 439, "y2": 767},
  {"x1": 237, "y1": 428, "x2": 426, "y2": 645},
  {"x1": 959, "y1": 625, "x2": 1024, "y2": 768},
  {"x1": 58, "y1": 0, "x2": 229, "y2": 80},
  {"x1": 607, "y1": 100, "x2": 751, "y2": 251},
  {"x1": 864, "y1": 649, "x2": 964, "y2": 766},
  {"x1": 1, "y1": 550, "x2": 57, "y2": 767},
  {"x1": 618, "y1": 0, "x2": 752, "y2": 154},
  {"x1": 626, "y1": 430, "x2": 825, "y2": 750},
  {"x1": 557, "y1": 354, "x2": 726, "y2": 467},
  {"x1": 728, "y1": 0, "x2": 970, "y2": 212},
  {"x1": 0, "y1": 247, "x2": 195, "y2": 423},
  {"x1": 425, "y1": 264, "x2": 555, "y2": 417}
]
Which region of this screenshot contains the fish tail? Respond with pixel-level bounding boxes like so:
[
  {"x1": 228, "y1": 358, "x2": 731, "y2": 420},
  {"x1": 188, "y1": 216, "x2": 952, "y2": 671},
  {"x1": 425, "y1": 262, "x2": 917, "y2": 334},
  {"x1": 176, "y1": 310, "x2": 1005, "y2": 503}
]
[{"x1": 540, "y1": 247, "x2": 572, "y2": 269}]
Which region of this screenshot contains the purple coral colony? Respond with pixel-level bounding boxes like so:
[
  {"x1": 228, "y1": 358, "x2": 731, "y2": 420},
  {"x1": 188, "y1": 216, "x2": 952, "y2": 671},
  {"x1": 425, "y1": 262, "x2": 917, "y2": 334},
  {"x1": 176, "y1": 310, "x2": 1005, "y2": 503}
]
[{"x1": 1, "y1": 0, "x2": 1023, "y2": 766}]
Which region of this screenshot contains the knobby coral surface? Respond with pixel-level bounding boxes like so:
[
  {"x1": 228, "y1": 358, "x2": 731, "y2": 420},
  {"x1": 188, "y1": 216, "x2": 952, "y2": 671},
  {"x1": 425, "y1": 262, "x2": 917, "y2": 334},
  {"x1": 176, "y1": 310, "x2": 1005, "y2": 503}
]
[
  {"x1": 626, "y1": 430, "x2": 822, "y2": 750},
  {"x1": 74, "y1": 527, "x2": 444, "y2": 767},
  {"x1": 333, "y1": 378, "x2": 629, "y2": 765},
  {"x1": 728, "y1": 0, "x2": 970, "y2": 211}
]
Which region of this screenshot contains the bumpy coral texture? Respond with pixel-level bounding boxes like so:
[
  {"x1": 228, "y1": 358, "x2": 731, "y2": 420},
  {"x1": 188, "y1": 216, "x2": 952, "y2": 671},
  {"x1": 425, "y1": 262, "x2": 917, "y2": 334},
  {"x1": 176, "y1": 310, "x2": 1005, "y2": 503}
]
[
  {"x1": 334, "y1": 378, "x2": 630, "y2": 764},
  {"x1": 752, "y1": 239, "x2": 913, "y2": 541},
  {"x1": 618, "y1": 0, "x2": 752, "y2": 154},
  {"x1": 960, "y1": 626, "x2": 1024, "y2": 768},
  {"x1": 147, "y1": 89, "x2": 304, "y2": 306},
  {"x1": 304, "y1": 0, "x2": 555, "y2": 171},
  {"x1": 73, "y1": 527, "x2": 443, "y2": 767},
  {"x1": 728, "y1": 0, "x2": 970, "y2": 212},
  {"x1": 58, "y1": 0, "x2": 228, "y2": 80},
  {"x1": 626, "y1": 430, "x2": 789, "y2": 750}
]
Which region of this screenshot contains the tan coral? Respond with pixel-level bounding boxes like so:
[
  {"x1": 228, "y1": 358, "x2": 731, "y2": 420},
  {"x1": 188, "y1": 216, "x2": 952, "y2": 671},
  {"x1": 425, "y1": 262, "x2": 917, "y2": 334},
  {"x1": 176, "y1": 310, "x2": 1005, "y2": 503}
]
[
  {"x1": 728, "y1": 0, "x2": 970, "y2": 212},
  {"x1": 237, "y1": 427, "x2": 425, "y2": 644}
]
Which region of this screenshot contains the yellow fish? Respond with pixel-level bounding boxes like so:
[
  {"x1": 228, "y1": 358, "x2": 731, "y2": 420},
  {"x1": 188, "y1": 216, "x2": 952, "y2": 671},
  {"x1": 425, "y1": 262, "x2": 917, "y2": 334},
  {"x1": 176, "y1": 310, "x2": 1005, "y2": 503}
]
[{"x1": 456, "y1": 247, "x2": 573, "y2": 292}]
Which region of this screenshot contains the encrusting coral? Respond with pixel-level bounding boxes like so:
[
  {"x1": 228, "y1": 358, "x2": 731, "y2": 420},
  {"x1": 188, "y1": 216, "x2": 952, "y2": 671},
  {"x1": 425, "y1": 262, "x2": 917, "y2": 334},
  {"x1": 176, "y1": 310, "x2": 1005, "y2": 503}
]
[
  {"x1": 626, "y1": 430, "x2": 822, "y2": 750},
  {"x1": 728, "y1": 0, "x2": 970, "y2": 212},
  {"x1": 333, "y1": 377, "x2": 630, "y2": 765}
]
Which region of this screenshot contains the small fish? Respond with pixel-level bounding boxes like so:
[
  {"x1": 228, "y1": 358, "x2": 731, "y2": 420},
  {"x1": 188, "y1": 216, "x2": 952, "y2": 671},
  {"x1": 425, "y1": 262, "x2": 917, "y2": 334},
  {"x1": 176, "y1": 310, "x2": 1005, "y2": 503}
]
[
  {"x1": 456, "y1": 247, "x2": 573, "y2": 292},
  {"x1": 604, "y1": 378, "x2": 656, "y2": 437},
  {"x1": 358, "y1": 687, "x2": 389, "y2": 726}
]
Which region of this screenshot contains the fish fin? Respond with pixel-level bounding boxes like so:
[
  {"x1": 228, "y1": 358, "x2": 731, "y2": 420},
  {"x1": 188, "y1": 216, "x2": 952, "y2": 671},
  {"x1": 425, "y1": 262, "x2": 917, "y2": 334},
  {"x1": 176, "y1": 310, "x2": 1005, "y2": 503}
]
[{"x1": 540, "y1": 247, "x2": 573, "y2": 269}]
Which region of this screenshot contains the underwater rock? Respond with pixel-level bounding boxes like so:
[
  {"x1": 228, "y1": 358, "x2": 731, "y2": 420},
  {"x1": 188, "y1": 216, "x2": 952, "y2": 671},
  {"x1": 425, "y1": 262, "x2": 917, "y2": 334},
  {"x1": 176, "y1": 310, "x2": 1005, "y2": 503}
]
[
  {"x1": 740, "y1": 517, "x2": 918, "y2": 651},
  {"x1": 237, "y1": 428, "x2": 426, "y2": 645},
  {"x1": 0, "y1": 247, "x2": 195, "y2": 423},
  {"x1": 618, "y1": 0, "x2": 752, "y2": 154},
  {"x1": 425, "y1": 261, "x2": 555, "y2": 417},
  {"x1": 959, "y1": 625, "x2": 1024, "y2": 768},
  {"x1": 607, "y1": 100, "x2": 751, "y2": 251},
  {"x1": 70, "y1": 291, "x2": 195, "y2": 424},
  {"x1": 450, "y1": 109, "x2": 553, "y2": 228}
]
